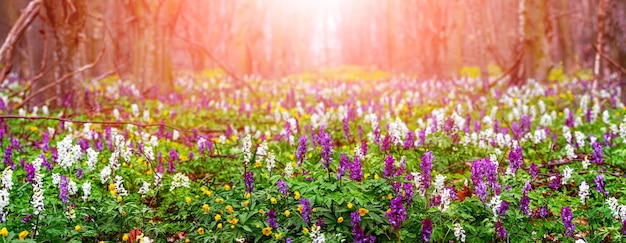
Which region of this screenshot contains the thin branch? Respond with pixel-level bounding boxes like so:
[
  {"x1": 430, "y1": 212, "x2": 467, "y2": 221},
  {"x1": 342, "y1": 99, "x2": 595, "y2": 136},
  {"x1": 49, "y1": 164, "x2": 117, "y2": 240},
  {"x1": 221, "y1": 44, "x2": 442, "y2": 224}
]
[
  {"x1": 0, "y1": 0, "x2": 43, "y2": 82},
  {"x1": 0, "y1": 115, "x2": 224, "y2": 135},
  {"x1": 591, "y1": 44, "x2": 626, "y2": 77}
]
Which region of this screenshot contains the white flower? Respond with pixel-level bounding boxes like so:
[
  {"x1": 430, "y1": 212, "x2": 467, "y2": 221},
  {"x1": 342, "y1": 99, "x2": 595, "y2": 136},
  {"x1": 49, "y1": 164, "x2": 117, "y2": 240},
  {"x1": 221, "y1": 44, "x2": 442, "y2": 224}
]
[
  {"x1": 153, "y1": 172, "x2": 163, "y2": 188},
  {"x1": 143, "y1": 109, "x2": 150, "y2": 122},
  {"x1": 582, "y1": 156, "x2": 590, "y2": 170},
  {"x1": 411, "y1": 172, "x2": 424, "y2": 196},
  {"x1": 310, "y1": 225, "x2": 326, "y2": 243},
  {"x1": 68, "y1": 179, "x2": 78, "y2": 196},
  {"x1": 42, "y1": 105, "x2": 49, "y2": 115},
  {"x1": 100, "y1": 166, "x2": 111, "y2": 184},
  {"x1": 131, "y1": 104, "x2": 139, "y2": 117},
  {"x1": 433, "y1": 174, "x2": 446, "y2": 195},
  {"x1": 256, "y1": 142, "x2": 268, "y2": 158},
  {"x1": 170, "y1": 173, "x2": 191, "y2": 191},
  {"x1": 575, "y1": 239, "x2": 586, "y2": 243},
  {"x1": 1, "y1": 168, "x2": 13, "y2": 191},
  {"x1": 113, "y1": 108, "x2": 120, "y2": 120},
  {"x1": 574, "y1": 131, "x2": 586, "y2": 147},
  {"x1": 354, "y1": 146, "x2": 364, "y2": 160},
  {"x1": 565, "y1": 144, "x2": 577, "y2": 159},
  {"x1": 138, "y1": 181, "x2": 150, "y2": 197},
  {"x1": 389, "y1": 117, "x2": 408, "y2": 146},
  {"x1": 439, "y1": 188, "x2": 452, "y2": 212},
  {"x1": 607, "y1": 197, "x2": 623, "y2": 220},
  {"x1": 563, "y1": 126, "x2": 572, "y2": 144},
  {"x1": 242, "y1": 134, "x2": 252, "y2": 164},
  {"x1": 172, "y1": 130, "x2": 180, "y2": 141},
  {"x1": 453, "y1": 223, "x2": 466, "y2": 242},
  {"x1": 579, "y1": 181, "x2": 589, "y2": 205},
  {"x1": 86, "y1": 148, "x2": 99, "y2": 171},
  {"x1": 52, "y1": 173, "x2": 61, "y2": 185},
  {"x1": 602, "y1": 110, "x2": 610, "y2": 124},
  {"x1": 284, "y1": 162, "x2": 294, "y2": 177},
  {"x1": 488, "y1": 195, "x2": 502, "y2": 220},
  {"x1": 114, "y1": 176, "x2": 128, "y2": 196},
  {"x1": 562, "y1": 166, "x2": 573, "y2": 185},
  {"x1": 32, "y1": 185, "x2": 45, "y2": 214},
  {"x1": 57, "y1": 136, "x2": 83, "y2": 169},
  {"x1": 82, "y1": 182, "x2": 91, "y2": 201},
  {"x1": 0, "y1": 189, "x2": 9, "y2": 221},
  {"x1": 266, "y1": 152, "x2": 276, "y2": 172}
]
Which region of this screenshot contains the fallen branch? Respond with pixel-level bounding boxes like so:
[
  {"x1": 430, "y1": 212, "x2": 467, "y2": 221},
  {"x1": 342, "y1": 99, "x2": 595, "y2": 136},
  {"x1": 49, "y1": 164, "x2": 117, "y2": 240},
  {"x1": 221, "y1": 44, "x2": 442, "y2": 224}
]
[
  {"x1": 591, "y1": 44, "x2": 626, "y2": 77},
  {"x1": 0, "y1": 115, "x2": 224, "y2": 135}
]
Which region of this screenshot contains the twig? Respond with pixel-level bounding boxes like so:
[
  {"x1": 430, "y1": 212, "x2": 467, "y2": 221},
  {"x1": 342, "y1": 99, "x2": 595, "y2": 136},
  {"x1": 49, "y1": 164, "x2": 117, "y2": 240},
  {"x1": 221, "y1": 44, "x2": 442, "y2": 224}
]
[
  {"x1": 0, "y1": 115, "x2": 223, "y2": 135},
  {"x1": 0, "y1": 0, "x2": 43, "y2": 83},
  {"x1": 591, "y1": 44, "x2": 626, "y2": 77}
]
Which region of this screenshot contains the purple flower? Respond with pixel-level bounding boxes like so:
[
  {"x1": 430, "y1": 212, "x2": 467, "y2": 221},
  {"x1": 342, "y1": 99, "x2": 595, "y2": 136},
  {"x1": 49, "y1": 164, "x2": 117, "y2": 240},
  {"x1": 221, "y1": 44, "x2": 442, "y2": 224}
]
[
  {"x1": 286, "y1": 238, "x2": 293, "y2": 243},
  {"x1": 549, "y1": 175, "x2": 561, "y2": 190},
  {"x1": 508, "y1": 146, "x2": 523, "y2": 175},
  {"x1": 529, "y1": 162, "x2": 538, "y2": 180},
  {"x1": 343, "y1": 118, "x2": 351, "y2": 142},
  {"x1": 336, "y1": 153, "x2": 350, "y2": 180},
  {"x1": 244, "y1": 171, "x2": 254, "y2": 193},
  {"x1": 296, "y1": 136, "x2": 308, "y2": 166},
  {"x1": 383, "y1": 155, "x2": 395, "y2": 178},
  {"x1": 499, "y1": 200, "x2": 510, "y2": 216},
  {"x1": 421, "y1": 152, "x2": 434, "y2": 189},
  {"x1": 561, "y1": 206, "x2": 575, "y2": 237},
  {"x1": 520, "y1": 181, "x2": 532, "y2": 216},
  {"x1": 318, "y1": 130, "x2": 334, "y2": 169},
  {"x1": 21, "y1": 214, "x2": 32, "y2": 224},
  {"x1": 360, "y1": 140, "x2": 368, "y2": 157},
  {"x1": 350, "y1": 156, "x2": 363, "y2": 182},
  {"x1": 592, "y1": 142, "x2": 604, "y2": 165},
  {"x1": 76, "y1": 168, "x2": 83, "y2": 180},
  {"x1": 24, "y1": 163, "x2": 35, "y2": 184},
  {"x1": 351, "y1": 211, "x2": 361, "y2": 227},
  {"x1": 266, "y1": 209, "x2": 279, "y2": 229},
  {"x1": 622, "y1": 219, "x2": 626, "y2": 236},
  {"x1": 300, "y1": 198, "x2": 312, "y2": 223},
  {"x1": 403, "y1": 182, "x2": 414, "y2": 204},
  {"x1": 475, "y1": 182, "x2": 488, "y2": 203},
  {"x1": 168, "y1": 149, "x2": 178, "y2": 173},
  {"x1": 403, "y1": 131, "x2": 415, "y2": 150},
  {"x1": 381, "y1": 134, "x2": 391, "y2": 151},
  {"x1": 59, "y1": 176, "x2": 69, "y2": 204},
  {"x1": 421, "y1": 218, "x2": 433, "y2": 242},
  {"x1": 276, "y1": 178, "x2": 288, "y2": 196},
  {"x1": 385, "y1": 196, "x2": 407, "y2": 230},
  {"x1": 594, "y1": 174, "x2": 608, "y2": 196},
  {"x1": 495, "y1": 218, "x2": 507, "y2": 238}
]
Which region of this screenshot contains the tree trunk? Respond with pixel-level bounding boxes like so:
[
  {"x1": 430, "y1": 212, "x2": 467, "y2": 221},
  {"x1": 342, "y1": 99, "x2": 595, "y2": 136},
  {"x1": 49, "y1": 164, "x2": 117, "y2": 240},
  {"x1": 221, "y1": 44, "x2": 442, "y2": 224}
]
[{"x1": 522, "y1": 0, "x2": 552, "y2": 82}]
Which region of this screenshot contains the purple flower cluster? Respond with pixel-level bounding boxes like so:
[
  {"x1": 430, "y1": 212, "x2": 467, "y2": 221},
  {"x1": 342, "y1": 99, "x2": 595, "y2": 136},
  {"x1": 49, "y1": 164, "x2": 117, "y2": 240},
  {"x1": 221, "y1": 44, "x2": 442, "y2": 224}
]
[
  {"x1": 470, "y1": 157, "x2": 498, "y2": 202},
  {"x1": 495, "y1": 218, "x2": 507, "y2": 238},
  {"x1": 266, "y1": 209, "x2": 279, "y2": 229},
  {"x1": 420, "y1": 151, "x2": 434, "y2": 189},
  {"x1": 168, "y1": 149, "x2": 179, "y2": 173},
  {"x1": 59, "y1": 176, "x2": 69, "y2": 204},
  {"x1": 350, "y1": 211, "x2": 375, "y2": 243},
  {"x1": 592, "y1": 142, "x2": 603, "y2": 165},
  {"x1": 318, "y1": 130, "x2": 334, "y2": 169},
  {"x1": 529, "y1": 162, "x2": 538, "y2": 180},
  {"x1": 296, "y1": 136, "x2": 308, "y2": 166},
  {"x1": 276, "y1": 178, "x2": 288, "y2": 196},
  {"x1": 421, "y1": 218, "x2": 433, "y2": 242},
  {"x1": 595, "y1": 174, "x2": 608, "y2": 196},
  {"x1": 300, "y1": 198, "x2": 312, "y2": 223},
  {"x1": 24, "y1": 163, "x2": 35, "y2": 184},
  {"x1": 508, "y1": 146, "x2": 523, "y2": 175},
  {"x1": 383, "y1": 155, "x2": 395, "y2": 178},
  {"x1": 337, "y1": 153, "x2": 350, "y2": 180},
  {"x1": 244, "y1": 171, "x2": 254, "y2": 193},
  {"x1": 561, "y1": 206, "x2": 575, "y2": 237},
  {"x1": 343, "y1": 118, "x2": 351, "y2": 142},
  {"x1": 385, "y1": 196, "x2": 407, "y2": 230},
  {"x1": 350, "y1": 156, "x2": 363, "y2": 182},
  {"x1": 519, "y1": 181, "x2": 532, "y2": 216}
]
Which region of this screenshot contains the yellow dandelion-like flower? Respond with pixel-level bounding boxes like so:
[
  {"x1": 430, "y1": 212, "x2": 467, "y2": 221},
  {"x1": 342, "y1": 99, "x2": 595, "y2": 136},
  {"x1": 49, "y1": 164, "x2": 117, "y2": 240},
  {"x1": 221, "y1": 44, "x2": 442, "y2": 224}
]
[
  {"x1": 215, "y1": 214, "x2": 222, "y2": 221},
  {"x1": 0, "y1": 227, "x2": 7, "y2": 237},
  {"x1": 202, "y1": 204, "x2": 210, "y2": 213},
  {"x1": 18, "y1": 231, "x2": 28, "y2": 241},
  {"x1": 359, "y1": 208, "x2": 369, "y2": 216},
  {"x1": 270, "y1": 197, "x2": 277, "y2": 204},
  {"x1": 230, "y1": 225, "x2": 235, "y2": 229},
  {"x1": 224, "y1": 184, "x2": 231, "y2": 191},
  {"x1": 337, "y1": 217, "x2": 344, "y2": 223},
  {"x1": 254, "y1": 161, "x2": 262, "y2": 168},
  {"x1": 387, "y1": 194, "x2": 393, "y2": 200},
  {"x1": 259, "y1": 209, "x2": 265, "y2": 214},
  {"x1": 347, "y1": 202, "x2": 353, "y2": 209},
  {"x1": 217, "y1": 223, "x2": 223, "y2": 229},
  {"x1": 302, "y1": 227, "x2": 309, "y2": 234},
  {"x1": 374, "y1": 174, "x2": 379, "y2": 179},
  {"x1": 243, "y1": 200, "x2": 249, "y2": 207},
  {"x1": 226, "y1": 205, "x2": 234, "y2": 214},
  {"x1": 197, "y1": 227, "x2": 204, "y2": 235},
  {"x1": 262, "y1": 227, "x2": 272, "y2": 236},
  {"x1": 284, "y1": 210, "x2": 290, "y2": 217},
  {"x1": 294, "y1": 191, "x2": 301, "y2": 200},
  {"x1": 185, "y1": 197, "x2": 192, "y2": 204},
  {"x1": 75, "y1": 225, "x2": 81, "y2": 231},
  {"x1": 122, "y1": 233, "x2": 129, "y2": 241},
  {"x1": 117, "y1": 196, "x2": 123, "y2": 202},
  {"x1": 274, "y1": 233, "x2": 282, "y2": 240}
]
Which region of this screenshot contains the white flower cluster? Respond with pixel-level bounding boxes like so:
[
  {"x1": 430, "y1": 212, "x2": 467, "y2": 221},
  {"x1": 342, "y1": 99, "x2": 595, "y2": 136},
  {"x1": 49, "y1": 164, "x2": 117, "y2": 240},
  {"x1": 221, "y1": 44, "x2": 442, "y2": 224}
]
[
  {"x1": 32, "y1": 173, "x2": 45, "y2": 215},
  {"x1": 565, "y1": 144, "x2": 577, "y2": 160},
  {"x1": 0, "y1": 189, "x2": 9, "y2": 222},
  {"x1": 579, "y1": 181, "x2": 589, "y2": 205},
  {"x1": 488, "y1": 195, "x2": 502, "y2": 220},
  {"x1": 57, "y1": 135, "x2": 83, "y2": 169},
  {"x1": 154, "y1": 171, "x2": 163, "y2": 189},
  {"x1": 242, "y1": 134, "x2": 252, "y2": 164},
  {"x1": 138, "y1": 181, "x2": 150, "y2": 197},
  {"x1": 256, "y1": 141, "x2": 268, "y2": 158},
  {"x1": 440, "y1": 188, "x2": 452, "y2": 212},
  {"x1": 411, "y1": 172, "x2": 425, "y2": 197},
  {"x1": 574, "y1": 131, "x2": 586, "y2": 148},
  {"x1": 68, "y1": 179, "x2": 78, "y2": 196},
  {"x1": 284, "y1": 162, "x2": 294, "y2": 178},
  {"x1": 82, "y1": 182, "x2": 91, "y2": 201},
  {"x1": 453, "y1": 223, "x2": 466, "y2": 242},
  {"x1": 561, "y1": 166, "x2": 573, "y2": 185},
  {"x1": 114, "y1": 176, "x2": 128, "y2": 196},
  {"x1": 170, "y1": 173, "x2": 190, "y2": 191},
  {"x1": 310, "y1": 225, "x2": 326, "y2": 243},
  {"x1": 606, "y1": 197, "x2": 626, "y2": 221},
  {"x1": 563, "y1": 126, "x2": 572, "y2": 144},
  {"x1": 388, "y1": 117, "x2": 408, "y2": 146},
  {"x1": 86, "y1": 148, "x2": 99, "y2": 171},
  {"x1": 2, "y1": 168, "x2": 13, "y2": 190},
  {"x1": 265, "y1": 151, "x2": 275, "y2": 172},
  {"x1": 433, "y1": 174, "x2": 446, "y2": 195}
]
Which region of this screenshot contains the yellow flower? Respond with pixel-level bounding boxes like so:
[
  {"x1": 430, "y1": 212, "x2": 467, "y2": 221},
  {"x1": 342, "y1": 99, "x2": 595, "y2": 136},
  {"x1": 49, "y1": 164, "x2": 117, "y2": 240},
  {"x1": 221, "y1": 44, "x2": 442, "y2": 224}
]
[
  {"x1": 0, "y1": 228, "x2": 6, "y2": 237},
  {"x1": 108, "y1": 183, "x2": 116, "y2": 191},
  {"x1": 122, "y1": 233, "x2": 129, "y2": 241},
  {"x1": 30, "y1": 126, "x2": 38, "y2": 132},
  {"x1": 358, "y1": 208, "x2": 369, "y2": 216},
  {"x1": 274, "y1": 232, "x2": 282, "y2": 240},
  {"x1": 337, "y1": 217, "x2": 344, "y2": 223},
  {"x1": 230, "y1": 225, "x2": 235, "y2": 229},
  {"x1": 195, "y1": 195, "x2": 200, "y2": 199},
  {"x1": 259, "y1": 209, "x2": 265, "y2": 214},
  {"x1": 185, "y1": 239, "x2": 190, "y2": 243},
  {"x1": 270, "y1": 197, "x2": 277, "y2": 204},
  {"x1": 228, "y1": 218, "x2": 239, "y2": 225},
  {"x1": 262, "y1": 227, "x2": 272, "y2": 236},
  {"x1": 117, "y1": 196, "x2": 123, "y2": 202},
  {"x1": 374, "y1": 174, "x2": 379, "y2": 179},
  {"x1": 215, "y1": 214, "x2": 222, "y2": 221},
  {"x1": 347, "y1": 202, "x2": 353, "y2": 209},
  {"x1": 245, "y1": 193, "x2": 251, "y2": 199},
  {"x1": 217, "y1": 223, "x2": 223, "y2": 229},
  {"x1": 226, "y1": 205, "x2": 234, "y2": 214},
  {"x1": 387, "y1": 194, "x2": 393, "y2": 200},
  {"x1": 364, "y1": 173, "x2": 370, "y2": 179},
  {"x1": 254, "y1": 161, "x2": 262, "y2": 168},
  {"x1": 121, "y1": 211, "x2": 127, "y2": 217},
  {"x1": 284, "y1": 210, "x2": 290, "y2": 217},
  {"x1": 302, "y1": 227, "x2": 309, "y2": 234},
  {"x1": 312, "y1": 208, "x2": 317, "y2": 213},
  {"x1": 294, "y1": 191, "x2": 301, "y2": 200},
  {"x1": 110, "y1": 189, "x2": 117, "y2": 197},
  {"x1": 297, "y1": 205, "x2": 303, "y2": 213},
  {"x1": 75, "y1": 225, "x2": 81, "y2": 231},
  {"x1": 243, "y1": 200, "x2": 249, "y2": 207},
  {"x1": 198, "y1": 227, "x2": 204, "y2": 235},
  {"x1": 18, "y1": 230, "x2": 28, "y2": 241},
  {"x1": 224, "y1": 184, "x2": 231, "y2": 191},
  {"x1": 202, "y1": 204, "x2": 210, "y2": 213}
]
